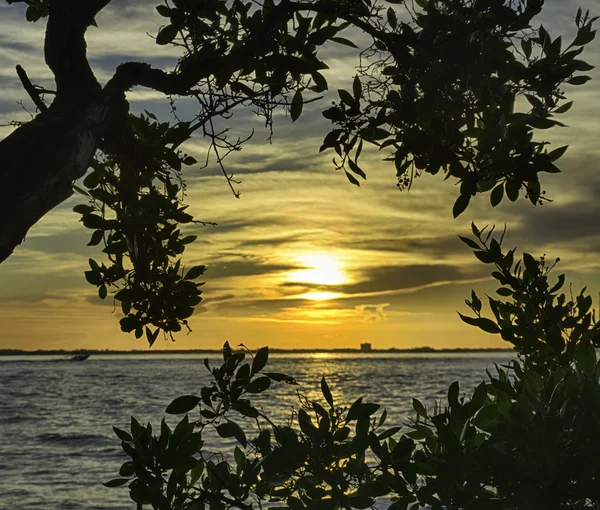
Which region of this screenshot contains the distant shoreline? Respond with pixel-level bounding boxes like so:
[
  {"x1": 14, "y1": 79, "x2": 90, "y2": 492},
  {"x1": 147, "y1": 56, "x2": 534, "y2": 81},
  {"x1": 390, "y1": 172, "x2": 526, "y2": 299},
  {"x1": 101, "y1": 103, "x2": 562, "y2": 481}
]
[{"x1": 0, "y1": 347, "x2": 513, "y2": 356}]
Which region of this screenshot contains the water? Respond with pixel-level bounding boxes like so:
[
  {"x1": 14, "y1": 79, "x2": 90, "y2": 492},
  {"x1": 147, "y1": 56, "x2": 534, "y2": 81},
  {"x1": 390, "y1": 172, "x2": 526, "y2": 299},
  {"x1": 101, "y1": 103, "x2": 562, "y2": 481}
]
[{"x1": 0, "y1": 352, "x2": 513, "y2": 509}]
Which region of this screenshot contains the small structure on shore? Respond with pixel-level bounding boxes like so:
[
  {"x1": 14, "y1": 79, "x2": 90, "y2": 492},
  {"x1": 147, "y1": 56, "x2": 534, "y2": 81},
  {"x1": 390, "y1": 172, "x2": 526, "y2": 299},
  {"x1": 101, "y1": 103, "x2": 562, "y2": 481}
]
[{"x1": 360, "y1": 343, "x2": 372, "y2": 353}]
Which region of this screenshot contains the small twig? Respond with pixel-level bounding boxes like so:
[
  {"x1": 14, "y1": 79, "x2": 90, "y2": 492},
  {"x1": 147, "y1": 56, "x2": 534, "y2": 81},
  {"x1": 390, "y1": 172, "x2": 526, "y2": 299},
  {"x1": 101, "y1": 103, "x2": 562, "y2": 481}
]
[{"x1": 16, "y1": 65, "x2": 48, "y2": 113}]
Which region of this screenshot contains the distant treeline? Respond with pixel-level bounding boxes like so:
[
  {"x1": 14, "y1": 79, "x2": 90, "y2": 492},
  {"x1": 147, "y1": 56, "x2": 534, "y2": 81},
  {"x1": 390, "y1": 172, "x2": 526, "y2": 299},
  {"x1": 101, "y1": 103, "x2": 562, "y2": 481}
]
[{"x1": 0, "y1": 347, "x2": 513, "y2": 356}]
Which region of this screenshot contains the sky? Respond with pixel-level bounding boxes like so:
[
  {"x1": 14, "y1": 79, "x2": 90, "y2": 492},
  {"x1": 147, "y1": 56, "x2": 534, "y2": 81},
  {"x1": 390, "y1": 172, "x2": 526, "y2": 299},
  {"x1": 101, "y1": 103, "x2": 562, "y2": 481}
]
[{"x1": 0, "y1": 0, "x2": 599, "y2": 351}]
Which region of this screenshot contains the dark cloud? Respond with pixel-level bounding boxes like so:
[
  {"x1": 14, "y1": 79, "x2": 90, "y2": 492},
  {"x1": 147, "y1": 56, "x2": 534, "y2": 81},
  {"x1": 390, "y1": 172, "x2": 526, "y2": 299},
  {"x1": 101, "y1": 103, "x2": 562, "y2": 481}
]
[
  {"x1": 514, "y1": 202, "x2": 600, "y2": 250},
  {"x1": 204, "y1": 259, "x2": 297, "y2": 279}
]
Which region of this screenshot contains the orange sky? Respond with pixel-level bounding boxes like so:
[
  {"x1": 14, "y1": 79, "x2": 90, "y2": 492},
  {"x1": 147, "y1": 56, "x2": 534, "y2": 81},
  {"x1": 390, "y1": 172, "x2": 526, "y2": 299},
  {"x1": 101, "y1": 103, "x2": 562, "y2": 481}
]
[{"x1": 0, "y1": 0, "x2": 599, "y2": 351}]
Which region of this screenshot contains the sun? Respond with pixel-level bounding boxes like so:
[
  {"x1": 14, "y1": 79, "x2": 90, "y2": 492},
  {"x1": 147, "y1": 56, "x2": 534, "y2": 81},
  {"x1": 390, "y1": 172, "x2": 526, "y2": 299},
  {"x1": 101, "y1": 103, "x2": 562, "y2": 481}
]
[{"x1": 291, "y1": 253, "x2": 347, "y2": 286}]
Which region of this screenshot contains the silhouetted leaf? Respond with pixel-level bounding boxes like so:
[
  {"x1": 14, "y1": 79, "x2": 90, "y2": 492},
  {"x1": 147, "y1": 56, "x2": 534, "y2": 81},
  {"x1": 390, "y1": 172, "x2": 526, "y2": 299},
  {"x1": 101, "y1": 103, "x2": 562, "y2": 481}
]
[
  {"x1": 185, "y1": 265, "x2": 206, "y2": 280},
  {"x1": 166, "y1": 395, "x2": 201, "y2": 414},
  {"x1": 321, "y1": 377, "x2": 334, "y2": 407},
  {"x1": 505, "y1": 180, "x2": 520, "y2": 201},
  {"x1": 331, "y1": 37, "x2": 358, "y2": 48},
  {"x1": 458, "y1": 313, "x2": 500, "y2": 334},
  {"x1": 345, "y1": 170, "x2": 360, "y2": 186},
  {"x1": 458, "y1": 235, "x2": 480, "y2": 250},
  {"x1": 156, "y1": 24, "x2": 178, "y2": 45},
  {"x1": 103, "y1": 478, "x2": 130, "y2": 488},
  {"x1": 216, "y1": 420, "x2": 247, "y2": 447},
  {"x1": 549, "y1": 274, "x2": 566, "y2": 293},
  {"x1": 113, "y1": 426, "x2": 133, "y2": 442},
  {"x1": 246, "y1": 376, "x2": 271, "y2": 393},
  {"x1": 453, "y1": 193, "x2": 470, "y2": 218},
  {"x1": 290, "y1": 89, "x2": 303, "y2": 122},
  {"x1": 251, "y1": 346, "x2": 268, "y2": 376},
  {"x1": 491, "y1": 184, "x2": 504, "y2": 207}
]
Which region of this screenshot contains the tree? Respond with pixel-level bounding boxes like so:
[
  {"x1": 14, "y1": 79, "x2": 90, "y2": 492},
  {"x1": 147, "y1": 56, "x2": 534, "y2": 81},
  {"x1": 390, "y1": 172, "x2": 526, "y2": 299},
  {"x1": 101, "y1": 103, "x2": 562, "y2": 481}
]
[{"x1": 0, "y1": 0, "x2": 595, "y2": 340}]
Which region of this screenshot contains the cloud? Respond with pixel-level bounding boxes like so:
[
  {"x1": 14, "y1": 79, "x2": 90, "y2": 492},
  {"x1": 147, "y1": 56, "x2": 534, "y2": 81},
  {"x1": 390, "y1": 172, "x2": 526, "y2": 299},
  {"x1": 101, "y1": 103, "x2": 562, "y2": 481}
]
[{"x1": 355, "y1": 303, "x2": 389, "y2": 322}]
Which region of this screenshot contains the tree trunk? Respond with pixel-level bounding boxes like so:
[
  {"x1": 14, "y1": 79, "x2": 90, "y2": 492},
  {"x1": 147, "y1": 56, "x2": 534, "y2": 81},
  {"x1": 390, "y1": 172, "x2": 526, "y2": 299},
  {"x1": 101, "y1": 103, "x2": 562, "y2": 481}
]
[{"x1": 0, "y1": 0, "x2": 114, "y2": 263}]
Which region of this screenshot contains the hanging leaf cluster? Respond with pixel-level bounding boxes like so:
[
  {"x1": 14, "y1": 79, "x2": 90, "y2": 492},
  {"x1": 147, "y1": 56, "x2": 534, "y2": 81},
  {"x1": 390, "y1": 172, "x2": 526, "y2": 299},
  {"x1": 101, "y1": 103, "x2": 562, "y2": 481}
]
[{"x1": 73, "y1": 113, "x2": 209, "y2": 343}]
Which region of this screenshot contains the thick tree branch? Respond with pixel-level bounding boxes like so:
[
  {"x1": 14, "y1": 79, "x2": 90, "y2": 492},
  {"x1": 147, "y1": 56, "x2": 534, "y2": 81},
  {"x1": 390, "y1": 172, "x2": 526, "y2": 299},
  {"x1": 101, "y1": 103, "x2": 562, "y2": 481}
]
[
  {"x1": 0, "y1": 0, "x2": 115, "y2": 262},
  {"x1": 44, "y1": 0, "x2": 109, "y2": 108}
]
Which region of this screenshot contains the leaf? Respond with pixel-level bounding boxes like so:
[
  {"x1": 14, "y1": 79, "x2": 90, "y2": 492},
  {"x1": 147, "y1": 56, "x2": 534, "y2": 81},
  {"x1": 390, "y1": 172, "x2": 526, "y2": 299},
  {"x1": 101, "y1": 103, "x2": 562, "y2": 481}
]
[
  {"x1": 113, "y1": 426, "x2": 133, "y2": 442},
  {"x1": 572, "y1": 29, "x2": 596, "y2": 46},
  {"x1": 554, "y1": 101, "x2": 573, "y2": 114},
  {"x1": 471, "y1": 382, "x2": 487, "y2": 411},
  {"x1": 321, "y1": 377, "x2": 334, "y2": 407},
  {"x1": 549, "y1": 274, "x2": 565, "y2": 293},
  {"x1": 473, "y1": 405, "x2": 498, "y2": 427},
  {"x1": 448, "y1": 381, "x2": 459, "y2": 408},
  {"x1": 523, "y1": 252, "x2": 538, "y2": 275},
  {"x1": 182, "y1": 156, "x2": 197, "y2": 165},
  {"x1": 412, "y1": 398, "x2": 427, "y2": 418},
  {"x1": 490, "y1": 184, "x2": 504, "y2": 207},
  {"x1": 98, "y1": 284, "x2": 107, "y2": 300},
  {"x1": 505, "y1": 180, "x2": 519, "y2": 202},
  {"x1": 298, "y1": 409, "x2": 317, "y2": 437},
  {"x1": 378, "y1": 426, "x2": 401, "y2": 440},
  {"x1": 180, "y1": 235, "x2": 197, "y2": 245},
  {"x1": 352, "y1": 75, "x2": 362, "y2": 100},
  {"x1": 84, "y1": 270, "x2": 102, "y2": 286},
  {"x1": 310, "y1": 72, "x2": 328, "y2": 93},
  {"x1": 348, "y1": 159, "x2": 366, "y2": 179},
  {"x1": 165, "y1": 395, "x2": 201, "y2": 414},
  {"x1": 232, "y1": 401, "x2": 259, "y2": 418},
  {"x1": 156, "y1": 24, "x2": 178, "y2": 45},
  {"x1": 216, "y1": 420, "x2": 247, "y2": 447},
  {"x1": 573, "y1": 59, "x2": 595, "y2": 71},
  {"x1": 265, "y1": 372, "x2": 298, "y2": 384},
  {"x1": 185, "y1": 265, "x2": 206, "y2": 280},
  {"x1": 458, "y1": 235, "x2": 480, "y2": 250},
  {"x1": 452, "y1": 193, "x2": 470, "y2": 218},
  {"x1": 547, "y1": 145, "x2": 568, "y2": 162},
  {"x1": 387, "y1": 7, "x2": 397, "y2": 29},
  {"x1": 73, "y1": 204, "x2": 94, "y2": 215},
  {"x1": 87, "y1": 230, "x2": 103, "y2": 247},
  {"x1": 331, "y1": 37, "x2": 358, "y2": 48},
  {"x1": 338, "y1": 89, "x2": 355, "y2": 106},
  {"x1": 156, "y1": 5, "x2": 170, "y2": 17},
  {"x1": 474, "y1": 250, "x2": 495, "y2": 264},
  {"x1": 458, "y1": 313, "x2": 500, "y2": 334},
  {"x1": 345, "y1": 170, "x2": 360, "y2": 186},
  {"x1": 567, "y1": 75, "x2": 592, "y2": 86},
  {"x1": 246, "y1": 376, "x2": 271, "y2": 393},
  {"x1": 251, "y1": 346, "x2": 269, "y2": 376},
  {"x1": 290, "y1": 89, "x2": 303, "y2": 122},
  {"x1": 103, "y1": 478, "x2": 130, "y2": 488}
]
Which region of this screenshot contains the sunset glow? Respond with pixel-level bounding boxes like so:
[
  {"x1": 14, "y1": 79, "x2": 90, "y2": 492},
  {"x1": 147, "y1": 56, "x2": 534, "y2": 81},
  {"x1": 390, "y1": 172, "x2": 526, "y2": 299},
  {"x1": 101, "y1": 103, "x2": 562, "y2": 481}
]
[
  {"x1": 0, "y1": 0, "x2": 598, "y2": 352},
  {"x1": 290, "y1": 253, "x2": 348, "y2": 286},
  {"x1": 297, "y1": 291, "x2": 343, "y2": 301}
]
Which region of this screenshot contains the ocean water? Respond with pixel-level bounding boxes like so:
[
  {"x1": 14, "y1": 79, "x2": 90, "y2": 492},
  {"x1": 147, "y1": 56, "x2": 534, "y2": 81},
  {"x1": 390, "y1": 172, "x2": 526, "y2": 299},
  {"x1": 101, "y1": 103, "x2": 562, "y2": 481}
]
[{"x1": 0, "y1": 352, "x2": 513, "y2": 509}]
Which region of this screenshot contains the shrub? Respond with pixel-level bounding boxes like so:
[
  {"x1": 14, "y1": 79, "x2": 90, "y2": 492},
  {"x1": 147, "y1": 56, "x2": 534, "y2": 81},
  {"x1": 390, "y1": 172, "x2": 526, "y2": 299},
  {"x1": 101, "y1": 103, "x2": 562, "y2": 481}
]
[{"x1": 108, "y1": 226, "x2": 600, "y2": 509}]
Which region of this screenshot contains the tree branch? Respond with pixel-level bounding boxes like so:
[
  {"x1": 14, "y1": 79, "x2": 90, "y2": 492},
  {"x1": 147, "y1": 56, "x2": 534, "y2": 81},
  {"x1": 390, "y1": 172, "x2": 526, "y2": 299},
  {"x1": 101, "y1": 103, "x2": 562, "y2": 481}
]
[{"x1": 16, "y1": 64, "x2": 48, "y2": 113}]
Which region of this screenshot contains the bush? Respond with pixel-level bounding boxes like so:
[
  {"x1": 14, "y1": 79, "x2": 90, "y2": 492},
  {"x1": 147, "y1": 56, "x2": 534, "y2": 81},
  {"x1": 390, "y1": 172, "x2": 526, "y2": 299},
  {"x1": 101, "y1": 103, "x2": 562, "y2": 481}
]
[{"x1": 108, "y1": 226, "x2": 600, "y2": 509}]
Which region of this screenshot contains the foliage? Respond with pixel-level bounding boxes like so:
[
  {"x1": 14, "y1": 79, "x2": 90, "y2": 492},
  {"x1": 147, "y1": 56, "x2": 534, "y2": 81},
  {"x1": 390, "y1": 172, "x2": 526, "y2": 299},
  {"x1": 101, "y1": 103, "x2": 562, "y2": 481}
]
[
  {"x1": 7, "y1": 0, "x2": 596, "y2": 339},
  {"x1": 108, "y1": 227, "x2": 600, "y2": 508},
  {"x1": 73, "y1": 113, "x2": 209, "y2": 343}
]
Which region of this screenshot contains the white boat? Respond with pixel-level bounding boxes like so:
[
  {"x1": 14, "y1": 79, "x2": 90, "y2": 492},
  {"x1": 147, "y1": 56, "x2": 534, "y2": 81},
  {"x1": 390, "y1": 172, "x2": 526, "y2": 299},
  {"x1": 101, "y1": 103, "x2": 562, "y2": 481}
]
[{"x1": 67, "y1": 353, "x2": 90, "y2": 361}]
